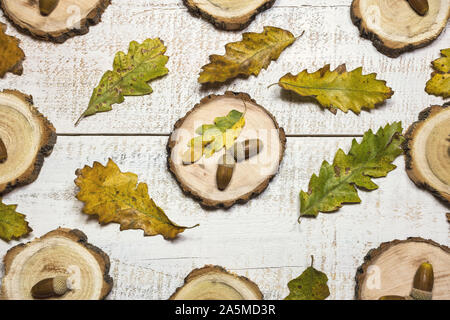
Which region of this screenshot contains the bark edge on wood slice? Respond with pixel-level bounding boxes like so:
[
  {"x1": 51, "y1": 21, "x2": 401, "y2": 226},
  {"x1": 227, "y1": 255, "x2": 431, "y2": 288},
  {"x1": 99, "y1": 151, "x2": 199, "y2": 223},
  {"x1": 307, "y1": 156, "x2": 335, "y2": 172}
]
[
  {"x1": 183, "y1": 0, "x2": 276, "y2": 31},
  {"x1": 355, "y1": 237, "x2": 450, "y2": 300},
  {"x1": 0, "y1": 89, "x2": 56, "y2": 195},
  {"x1": 169, "y1": 265, "x2": 263, "y2": 300},
  {"x1": 403, "y1": 105, "x2": 450, "y2": 205},
  {"x1": 0, "y1": 227, "x2": 113, "y2": 300},
  {"x1": 351, "y1": 0, "x2": 450, "y2": 58},
  {"x1": 0, "y1": 0, "x2": 111, "y2": 43},
  {"x1": 167, "y1": 91, "x2": 286, "y2": 209}
]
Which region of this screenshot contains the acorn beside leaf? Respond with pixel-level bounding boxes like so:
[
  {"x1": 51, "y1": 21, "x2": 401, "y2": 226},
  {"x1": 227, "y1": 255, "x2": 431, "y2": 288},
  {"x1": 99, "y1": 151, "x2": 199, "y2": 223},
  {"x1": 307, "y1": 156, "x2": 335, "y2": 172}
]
[{"x1": 216, "y1": 153, "x2": 235, "y2": 191}]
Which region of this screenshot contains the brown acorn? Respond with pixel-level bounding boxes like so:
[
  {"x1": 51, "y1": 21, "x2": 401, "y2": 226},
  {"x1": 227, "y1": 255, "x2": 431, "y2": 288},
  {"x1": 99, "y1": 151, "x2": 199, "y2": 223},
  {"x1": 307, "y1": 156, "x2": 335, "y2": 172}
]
[
  {"x1": 0, "y1": 138, "x2": 6, "y2": 163},
  {"x1": 406, "y1": 0, "x2": 429, "y2": 16},
  {"x1": 31, "y1": 276, "x2": 70, "y2": 299},
  {"x1": 231, "y1": 139, "x2": 263, "y2": 162},
  {"x1": 216, "y1": 153, "x2": 235, "y2": 191},
  {"x1": 410, "y1": 262, "x2": 434, "y2": 300},
  {"x1": 39, "y1": 0, "x2": 60, "y2": 16},
  {"x1": 379, "y1": 295, "x2": 407, "y2": 300}
]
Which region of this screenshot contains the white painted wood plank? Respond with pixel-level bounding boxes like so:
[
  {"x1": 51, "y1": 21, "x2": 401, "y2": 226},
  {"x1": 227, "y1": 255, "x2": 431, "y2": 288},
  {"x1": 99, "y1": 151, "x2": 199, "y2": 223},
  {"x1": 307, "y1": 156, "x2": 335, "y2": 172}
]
[
  {"x1": 0, "y1": 136, "x2": 447, "y2": 299},
  {"x1": 0, "y1": 1, "x2": 447, "y2": 135}
]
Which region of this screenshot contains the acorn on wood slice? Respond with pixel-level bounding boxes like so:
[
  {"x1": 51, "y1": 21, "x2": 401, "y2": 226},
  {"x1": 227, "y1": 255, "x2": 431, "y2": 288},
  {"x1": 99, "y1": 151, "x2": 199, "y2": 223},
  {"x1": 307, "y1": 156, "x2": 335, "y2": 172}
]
[
  {"x1": 31, "y1": 276, "x2": 71, "y2": 299},
  {"x1": 0, "y1": 0, "x2": 111, "y2": 43},
  {"x1": 0, "y1": 138, "x2": 6, "y2": 163},
  {"x1": 169, "y1": 265, "x2": 263, "y2": 300},
  {"x1": 216, "y1": 153, "x2": 235, "y2": 191},
  {"x1": 403, "y1": 105, "x2": 450, "y2": 204},
  {"x1": 379, "y1": 295, "x2": 407, "y2": 300},
  {"x1": 230, "y1": 139, "x2": 263, "y2": 162},
  {"x1": 410, "y1": 262, "x2": 434, "y2": 300},
  {"x1": 183, "y1": 0, "x2": 276, "y2": 31},
  {"x1": 351, "y1": 0, "x2": 449, "y2": 57}
]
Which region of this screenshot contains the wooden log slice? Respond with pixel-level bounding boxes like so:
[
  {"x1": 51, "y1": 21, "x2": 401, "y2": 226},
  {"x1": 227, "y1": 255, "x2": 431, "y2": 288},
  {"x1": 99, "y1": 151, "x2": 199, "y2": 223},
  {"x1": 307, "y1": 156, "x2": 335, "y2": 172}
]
[
  {"x1": 0, "y1": 90, "x2": 56, "y2": 195},
  {"x1": 169, "y1": 265, "x2": 263, "y2": 300},
  {"x1": 403, "y1": 105, "x2": 450, "y2": 205},
  {"x1": 167, "y1": 92, "x2": 286, "y2": 209},
  {"x1": 183, "y1": 0, "x2": 276, "y2": 31},
  {"x1": 0, "y1": 0, "x2": 111, "y2": 43},
  {"x1": 355, "y1": 238, "x2": 450, "y2": 300},
  {"x1": 0, "y1": 228, "x2": 113, "y2": 300},
  {"x1": 351, "y1": 0, "x2": 450, "y2": 58}
]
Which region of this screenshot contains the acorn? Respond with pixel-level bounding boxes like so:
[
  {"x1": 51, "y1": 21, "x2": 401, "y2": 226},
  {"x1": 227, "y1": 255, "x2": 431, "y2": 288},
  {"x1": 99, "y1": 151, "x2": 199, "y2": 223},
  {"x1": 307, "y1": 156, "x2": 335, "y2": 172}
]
[
  {"x1": 406, "y1": 0, "x2": 429, "y2": 16},
  {"x1": 379, "y1": 295, "x2": 407, "y2": 300},
  {"x1": 39, "y1": 0, "x2": 60, "y2": 16},
  {"x1": 31, "y1": 276, "x2": 71, "y2": 299},
  {"x1": 410, "y1": 262, "x2": 434, "y2": 300},
  {"x1": 216, "y1": 153, "x2": 235, "y2": 191},
  {"x1": 0, "y1": 138, "x2": 6, "y2": 163},
  {"x1": 230, "y1": 139, "x2": 263, "y2": 162}
]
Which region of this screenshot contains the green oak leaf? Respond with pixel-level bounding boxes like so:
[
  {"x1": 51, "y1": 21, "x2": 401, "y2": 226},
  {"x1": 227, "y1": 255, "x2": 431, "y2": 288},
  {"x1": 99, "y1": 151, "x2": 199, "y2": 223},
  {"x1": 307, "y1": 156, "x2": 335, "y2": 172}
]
[
  {"x1": 75, "y1": 38, "x2": 169, "y2": 125},
  {"x1": 285, "y1": 257, "x2": 330, "y2": 300},
  {"x1": 0, "y1": 198, "x2": 32, "y2": 242},
  {"x1": 300, "y1": 122, "x2": 404, "y2": 218}
]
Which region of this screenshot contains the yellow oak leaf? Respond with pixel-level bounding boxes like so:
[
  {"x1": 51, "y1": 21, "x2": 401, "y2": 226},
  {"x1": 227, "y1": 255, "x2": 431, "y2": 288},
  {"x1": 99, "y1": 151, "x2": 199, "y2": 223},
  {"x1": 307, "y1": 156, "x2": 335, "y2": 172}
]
[
  {"x1": 425, "y1": 48, "x2": 450, "y2": 99},
  {"x1": 75, "y1": 159, "x2": 197, "y2": 240},
  {"x1": 278, "y1": 64, "x2": 394, "y2": 114},
  {"x1": 198, "y1": 26, "x2": 297, "y2": 84},
  {"x1": 0, "y1": 198, "x2": 32, "y2": 242},
  {"x1": 0, "y1": 23, "x2": 25, "y2": 78}
]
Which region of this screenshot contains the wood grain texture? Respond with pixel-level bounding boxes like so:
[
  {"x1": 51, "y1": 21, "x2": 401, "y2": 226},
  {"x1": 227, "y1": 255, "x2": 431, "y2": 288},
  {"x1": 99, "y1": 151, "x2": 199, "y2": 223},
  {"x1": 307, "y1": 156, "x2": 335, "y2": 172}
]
[
  {"x1": 0, "y1": 136, "x2": 447, "y2": 300},
  {"x1": 0, "y1": 0, "x2": 447, "y2": 135}
]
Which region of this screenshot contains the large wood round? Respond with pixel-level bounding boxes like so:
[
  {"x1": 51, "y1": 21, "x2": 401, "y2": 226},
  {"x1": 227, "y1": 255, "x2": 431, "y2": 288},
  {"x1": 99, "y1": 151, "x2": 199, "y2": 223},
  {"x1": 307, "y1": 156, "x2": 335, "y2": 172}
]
[
  {"x1": 167, "y1": 92, "x2": 286, "y2": 209},
  {"x1": 403, "y1": 105, "x2": 450, "y2": 204},
  {"x1": 183, "y1": 0, "x2": 276, "y2": 31},
  {"x1": 0, "y1": 228, "x2": 113, "y2": 300},
  {"x1": 355, "y1": 238, "x2": 450, "y2": 300},
  {"x1": 351, "y1": 0, "x2": 450, "y2": 58},
  {"x1": 0, "y1": 90, "x2": 56, "y2": 195},
  {"x1": 0, "y1": 0, "x2": 111, "y2": 43},
  {"x1": 169, "y1": 265, "x2": 263, "y2": 300}
]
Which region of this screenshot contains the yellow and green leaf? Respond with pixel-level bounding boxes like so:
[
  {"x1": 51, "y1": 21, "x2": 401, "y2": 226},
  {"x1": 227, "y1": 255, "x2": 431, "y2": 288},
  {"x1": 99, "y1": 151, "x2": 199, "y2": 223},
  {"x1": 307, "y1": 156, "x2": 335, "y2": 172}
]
[
  {"x1": 76, "y1": 38, "x2": 169, "y2": 125},
  {"x1": 300, "y1": 122, "x2": 404, "y2": 218},
  {"x1": 278, "y1": 64, "x2": 394, "y2": 114},
  {"x1": 0, "y1": 23, "x2": 24, "y2": 78},
  {"x1": 75, "y1": 159, "x2": 197, "y2": 239},
  {"x1": 425, "y1": 48, "x2": 450, "y2": 99},
  {"x1": 0, "y1": 198, "x2": 32, "y2": 242},
  {"x1": 199, "y1": 26, "x2": 297, "y2": 84}
]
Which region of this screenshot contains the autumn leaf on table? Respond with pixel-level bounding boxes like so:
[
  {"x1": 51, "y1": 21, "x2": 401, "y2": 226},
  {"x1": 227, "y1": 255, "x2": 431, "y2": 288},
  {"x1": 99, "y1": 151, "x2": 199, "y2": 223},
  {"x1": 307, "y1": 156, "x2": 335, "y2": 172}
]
[
  {"x1": 285, "y1": 256, "x2": 330, "y2": 300},
  {"x1": 198, "y1": 26, "x2": 298, "y2": 84},
  {"x1": 0, "y1": 23, "x2": 25, "y2": 78},
  {"x1": 75, "y1": 159, "x2": 197, "y2": 240},
  {"x1": 300, "y1": 122, "x2": 404, "y2": 218},
  {"x1": 182, "y1": 109, "x2": 245, "y2": 164},
  {"x1": 0, "y1": 198, "x2": 32, "y2": 242},
  {"x1": 278, "y1": 64, "x2": 393, "y2": 114},
  {"x1": 75, "y1": 38, "x2": 169, "y2": 125},
  {"x1": 425, "y1": 48, "x2": 450, "y2": 99}
]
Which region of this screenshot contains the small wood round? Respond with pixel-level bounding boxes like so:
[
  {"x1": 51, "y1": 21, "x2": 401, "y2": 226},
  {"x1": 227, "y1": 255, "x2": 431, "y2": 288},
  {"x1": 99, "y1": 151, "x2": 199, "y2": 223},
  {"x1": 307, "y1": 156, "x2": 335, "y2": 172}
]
[
  {"x1": 0, "y1": 90, "x2": 56, "y2": 195},
  {"x1": 0, "y1": 228, "x2": 113, "y2": 300},
  {"x1": 169, "y1": 265, "x2": 263, "y2": 300},
  {"x1": 351, "y1": 0, "x2": 450, "y2": 58},
  {"x1": 183, "y1": 0, "x2": 276, "y2": 31},
  {"x1": 167, "y1": 91, "x2": 286, "y2": 209},
  {"x1": 0, "y1": 0, "x2": 111, "y2": 43},
  {"x1": 355, "y1": 238, "x2": 450, "y2": 300},
  {"x1": 403, "y1": 105, "x2": 450, "y2": 204}
]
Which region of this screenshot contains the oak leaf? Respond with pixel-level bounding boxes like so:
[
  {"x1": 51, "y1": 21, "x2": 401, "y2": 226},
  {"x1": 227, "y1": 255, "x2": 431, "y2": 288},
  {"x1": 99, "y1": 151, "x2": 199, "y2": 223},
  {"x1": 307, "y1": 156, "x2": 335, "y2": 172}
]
[
  {"x1": 285, "y1": 257, "x2": 330, "y2": 300},
  {"x1": 75, "y1": 38, "x2": 169, "y2": 125},
  {"x1": 300, "y1": 122, "x2": 404, "y2": 218},
  {"x1": 182, "y1": 109, "x2": 245, "y2": 164},
  {"x1": 278, "y1": 64, "x2": 394, "y2": 114},
  {"x1": 0, "y1": 23, "x2": 25, "y2": 78},
  {"x1": 75, "y1": 159, "x2": 197, "y2": 239},
  {"x1": 425, "y1": 48, "x2": 450, "y2": 99},
  {"x1": 0, "y1": 198, "x2": 32, "y2": 242},
  {"x1": 198, "y1": 26, "x2": 297, "y2": 84}
]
